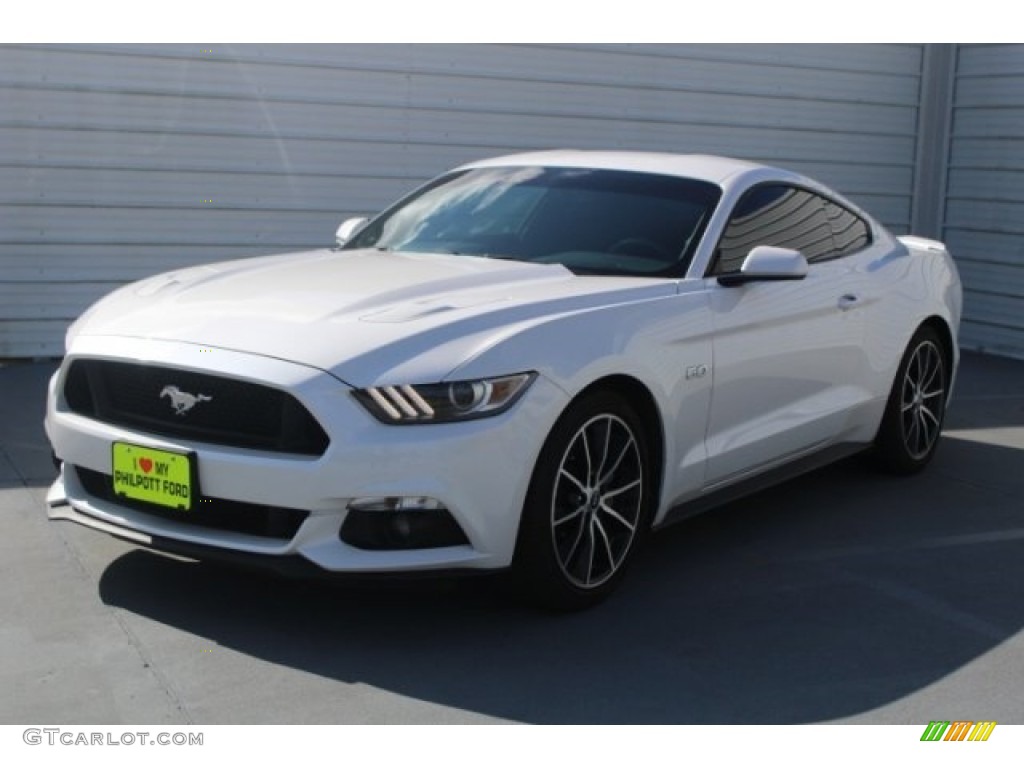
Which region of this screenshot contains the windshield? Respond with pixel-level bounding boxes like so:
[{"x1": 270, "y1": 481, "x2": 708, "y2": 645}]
[{"x1": 344, "y1": 166, "x2": 722, "y2": 277}]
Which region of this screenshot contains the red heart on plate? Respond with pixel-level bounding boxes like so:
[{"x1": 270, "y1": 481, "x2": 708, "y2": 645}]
[{"x1": 139, "y1": 457, "x2": 153, "y2": 474}]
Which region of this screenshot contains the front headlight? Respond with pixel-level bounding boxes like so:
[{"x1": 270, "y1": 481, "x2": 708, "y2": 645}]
[{"x1": 352, "y1": 372, "x2": 536, "y2": 424}]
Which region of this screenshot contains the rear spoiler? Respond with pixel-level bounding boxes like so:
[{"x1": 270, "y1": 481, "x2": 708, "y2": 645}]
[{"x1": 898, "y1": 235, "x2": 949, "y2": 255}]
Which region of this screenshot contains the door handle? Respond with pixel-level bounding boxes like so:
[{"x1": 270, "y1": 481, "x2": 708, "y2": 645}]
[{"x1": 838, "y1": 294, "x2": 859, "y2": 311}]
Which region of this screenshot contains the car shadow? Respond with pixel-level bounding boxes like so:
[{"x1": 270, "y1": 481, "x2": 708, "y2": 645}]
[
  {"x1": 97, "y1": 432, "x2": 1024, "y2": 723},
  {"x1": 946, "y1": 350, "x2": 1024, "y2": 430}
]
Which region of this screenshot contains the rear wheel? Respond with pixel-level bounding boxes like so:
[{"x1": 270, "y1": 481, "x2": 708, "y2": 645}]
[
  {"x1": 512, "y1": 392, "x2": 652, "y2": 611},
  {"x1": 873, "y1": 326, "x2": 949, "y2": 474}
]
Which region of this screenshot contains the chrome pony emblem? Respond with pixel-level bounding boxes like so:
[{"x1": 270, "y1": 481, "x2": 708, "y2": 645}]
[{"x1": 160, "y1": 385, "x2": 212, "y2": 416}]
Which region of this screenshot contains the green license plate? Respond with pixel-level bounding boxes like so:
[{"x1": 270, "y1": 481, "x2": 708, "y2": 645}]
[{"x1": 112, "y1": 442, "x2": 194, "y2": 511}]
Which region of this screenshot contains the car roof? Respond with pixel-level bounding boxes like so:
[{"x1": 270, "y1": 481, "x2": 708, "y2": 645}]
[{"x1": 458, "y1": 149, "x2": 773, "y2": 185}]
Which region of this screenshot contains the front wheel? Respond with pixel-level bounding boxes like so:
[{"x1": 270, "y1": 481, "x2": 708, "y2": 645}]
[
  {"x1": 511, "y1": 392, "x2": 652, "y2": 611},
  {"x1": 873, "y1": 326, "x2": 950, "y2": 474}
]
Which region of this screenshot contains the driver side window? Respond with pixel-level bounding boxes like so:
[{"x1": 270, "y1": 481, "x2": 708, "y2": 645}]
[{"x1": 710, "y1": 184, "x2": 835, "y2": 275}]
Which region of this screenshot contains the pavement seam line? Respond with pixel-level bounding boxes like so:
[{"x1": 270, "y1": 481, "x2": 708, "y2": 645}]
[
  {"x1": 0, "y1": 444, "x2": 26, "y2": 488},
  {"x1": 762, "y1": 526, "x2": 1024, "y2": 565},
  {"x1": 938, "y1": 473, "x2": 1020, "y2": 500},
  {"x1": 54, "y1": 521, "x2": 197, "y2": 724},
  {"x1": 830, "y1": 564, "x2": 1007, "y2": 642}
]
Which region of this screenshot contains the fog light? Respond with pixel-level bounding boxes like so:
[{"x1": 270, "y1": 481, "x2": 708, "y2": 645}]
[
  {"x1": 391, "y1": 513, "x2": 413, "y2": 539},
  {"x1": 341, "y1": 497, "x2": 469, "y2": 550},
  {"x1": 348, "y1": 496, "x2": 444, "y2": 513}
]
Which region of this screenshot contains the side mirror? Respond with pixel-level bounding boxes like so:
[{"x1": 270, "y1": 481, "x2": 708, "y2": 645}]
[
  {"x1": 718, "y1": 246, "x2": 809, "y2": 287},
  {"x1": 335, "y1": 216, "x2": 369, "y2": 247}
]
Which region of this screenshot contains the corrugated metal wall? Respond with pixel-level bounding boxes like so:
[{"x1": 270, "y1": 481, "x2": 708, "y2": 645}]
[
  {"x1": 1, "y1": 43, "x2": 924, "y2": 357},
  {"x1": 946, "y1": 44, "x2": 1024, "y2": 359}
]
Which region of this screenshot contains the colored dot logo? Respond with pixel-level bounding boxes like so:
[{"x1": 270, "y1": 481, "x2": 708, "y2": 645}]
[{"x1": 921, "y1": 721, "x2": 996, "y2": 742}]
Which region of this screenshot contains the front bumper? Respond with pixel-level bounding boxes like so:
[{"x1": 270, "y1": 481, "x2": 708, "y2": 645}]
[{"x1": 45, "y1": 336, "x2": 568, "y2": 573}]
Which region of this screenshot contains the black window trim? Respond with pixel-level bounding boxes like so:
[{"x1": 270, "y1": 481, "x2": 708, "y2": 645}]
[{"x1": 705, "y1": 180, "x2": 874, "y2": 278}]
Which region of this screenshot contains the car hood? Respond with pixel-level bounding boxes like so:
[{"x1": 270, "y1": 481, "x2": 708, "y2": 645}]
[{"x1": 70, "y1": 248, "x2": 676, "y2": 385}]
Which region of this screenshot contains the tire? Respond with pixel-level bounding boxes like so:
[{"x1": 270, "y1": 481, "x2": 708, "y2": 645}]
[
  {"x1": 511, "y1": 392, "x2": 653, "y2": 611},
  {"x1": 873, "y1": 325, "x2": 950, "y2": 474}
]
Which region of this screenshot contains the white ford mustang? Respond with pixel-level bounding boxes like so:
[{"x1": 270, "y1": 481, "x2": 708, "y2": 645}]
[{"x1": 45, "y1": 150, "x2": 962, "y2": 609}]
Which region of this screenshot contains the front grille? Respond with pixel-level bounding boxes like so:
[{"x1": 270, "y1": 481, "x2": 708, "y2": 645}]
[
  {"x1": 74, "y1": 465, "x2": 309, "y2": 540},
  {"x1": 64, "y1": 359, "x2": 329, "y2": 456}
]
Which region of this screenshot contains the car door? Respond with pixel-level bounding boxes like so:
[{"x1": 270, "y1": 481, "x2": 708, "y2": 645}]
[{"x1": 701, "y1": 184, "x2": 873, "y2": 488}]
